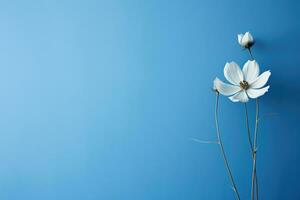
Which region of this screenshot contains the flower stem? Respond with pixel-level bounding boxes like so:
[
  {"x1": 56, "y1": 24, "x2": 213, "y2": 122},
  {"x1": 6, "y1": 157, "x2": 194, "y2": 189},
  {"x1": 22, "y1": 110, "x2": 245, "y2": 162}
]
[
  {"x1": 215, "y1": 93, "x2": 240, "y2": 200},
  {"x1": 247, "y1": 48, "x2": 254, "y2": 60},
  {"x1": 244, "y1": 103, "x2": 259, "y2": 200},
  {"x1": 244, "y1": 103, "x2": 254, "y2": 152},
  {"x1": 251, "y1": 99, "x2": 260, "y2": 200},
  {"x1": 247, "y1": 47, "x2": 259, "y2": 200}
]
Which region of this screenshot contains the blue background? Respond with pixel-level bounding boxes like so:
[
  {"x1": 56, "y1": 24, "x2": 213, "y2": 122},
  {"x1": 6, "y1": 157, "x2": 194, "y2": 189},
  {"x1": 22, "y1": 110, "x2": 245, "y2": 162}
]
[{"x1": 0, "y1": 0, "x2": 299, "y2": 199}]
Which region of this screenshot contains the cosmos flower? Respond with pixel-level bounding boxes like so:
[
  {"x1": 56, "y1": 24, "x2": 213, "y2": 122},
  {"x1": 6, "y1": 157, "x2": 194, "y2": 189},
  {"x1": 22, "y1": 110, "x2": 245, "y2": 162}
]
[
  {"x1": 238, "y1": 32, "x2": 254, "y2": 48},
  {"x1": 214, "y1": 60, "x2": 271, "y2": 103}
]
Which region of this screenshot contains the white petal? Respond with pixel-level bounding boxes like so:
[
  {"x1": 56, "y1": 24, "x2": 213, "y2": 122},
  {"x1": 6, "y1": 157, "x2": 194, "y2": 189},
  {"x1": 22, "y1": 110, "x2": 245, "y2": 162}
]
[
  {"x1": 242, "y1": 60, "x2": 260, "y2": 83},
  {"x1": 224, "y1": 62, "x2": 243, "y2": 85},
  {"x1": 229, "y1": 90, "x2": 249, "y2": 103},
  {"x1": 241, "y1": 36, "x2": 248, "y2": 46},
  {"x1": 242, "y1": 32, "x2": 254, "y2": 45},
  {"x1": 229, "y1": 96, "x2": 240, "y2": 102},
  {"x1": 247, "y1": 86, "x2": 270, "y2": 98},
  {"x1": 250, "y1": 71, "x2": 271, "y2": 89},
  {"x1": 213, "y1": 78, "x2": 217, "y2": 90},
  {"x1": 246, "y1": 32, "x2": 254, "y2": 42},
  {"x1": 245, "y1": 32, "x2": 253, "y2": 42},
  {"x1": 214, "y1": 78, "x2": 241, "y2": 96},
  {"x1": 238, "y1": 34, "x2": 243, "y2": 45}
]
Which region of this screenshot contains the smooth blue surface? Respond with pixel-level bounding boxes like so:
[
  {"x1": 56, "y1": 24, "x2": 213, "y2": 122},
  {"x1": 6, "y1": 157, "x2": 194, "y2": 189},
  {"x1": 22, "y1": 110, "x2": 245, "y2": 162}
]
[{"x1": 0, "y1": 0, "x2": 299, "y2": 199}]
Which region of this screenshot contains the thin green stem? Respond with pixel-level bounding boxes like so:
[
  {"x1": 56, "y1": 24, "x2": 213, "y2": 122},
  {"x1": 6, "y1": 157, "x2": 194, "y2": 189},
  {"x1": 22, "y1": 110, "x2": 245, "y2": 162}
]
[
  {"x1": 247, "y1": 47, "x2": 259, "y2": 200},
  {"x1": 255, "y1": 169, "x2": 259, "y2": 200},
  {"x1": 245, "y1": 103, "x2": 259, "y2": 200},
  {"x1": 244, "y1": 103, "x2": 254, "y2": 152},
  {"x1": 248, "y1": 48, "x2": 254, "y2": 60},
  {"x1": 215, "y1": 93, "x2": 240, "y2": 200},
  {"x1": 251, "y1": 99, "x2": 259, "y2": 200}
]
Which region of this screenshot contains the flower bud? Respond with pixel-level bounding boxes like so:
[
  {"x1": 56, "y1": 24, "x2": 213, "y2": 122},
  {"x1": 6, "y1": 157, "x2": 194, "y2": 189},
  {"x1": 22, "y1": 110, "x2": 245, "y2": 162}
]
[{"x1": 238, "y1": 32, "x2": 254, "y2": 48}]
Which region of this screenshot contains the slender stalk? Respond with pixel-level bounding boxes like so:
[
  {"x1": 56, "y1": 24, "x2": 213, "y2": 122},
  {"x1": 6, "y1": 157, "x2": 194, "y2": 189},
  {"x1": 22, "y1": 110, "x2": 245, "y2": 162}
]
[
  {"x1": 248, "y1": 48, "x2": 254, "y2": 60},
  {"x1": 215, "y1": 93, "x2": 240, "y2": 200},
  {"x1": 244, "y1": 103, "x2": 254, "y2": 152},
  {"x1": 245, "y1": 103, "x2": 259, "y2": 200},
  {"x1": 254, "y1": 169, "x2": 259, "y2": 200},
  {"x1": 247, "y1": 47, "x2": 259, "y2": 200},
  {"x1": 251, "y1": 99, "x2": 259, "y2": 200}
]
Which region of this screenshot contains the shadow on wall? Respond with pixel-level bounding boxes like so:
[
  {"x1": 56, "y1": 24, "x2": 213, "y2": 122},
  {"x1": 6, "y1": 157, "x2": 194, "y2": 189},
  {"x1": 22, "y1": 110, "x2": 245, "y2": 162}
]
[
  {"x1": 256, "y1": 28, "x2": 300, "y2": 109},
  {"x1": 255, "y1": 29, "x2": 300, "y2": 199}
]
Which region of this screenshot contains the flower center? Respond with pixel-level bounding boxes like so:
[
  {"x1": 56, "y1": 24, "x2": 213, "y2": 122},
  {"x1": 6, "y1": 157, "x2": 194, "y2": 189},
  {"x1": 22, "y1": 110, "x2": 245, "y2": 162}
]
[{"x1": 240, "y1": 80, "x2": 249, "y2": 90}]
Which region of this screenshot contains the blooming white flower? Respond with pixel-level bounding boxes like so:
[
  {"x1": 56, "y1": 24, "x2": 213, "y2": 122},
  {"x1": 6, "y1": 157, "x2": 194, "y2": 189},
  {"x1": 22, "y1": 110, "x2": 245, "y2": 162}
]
[
  {"x1": 238, "y1": 32, "x2": 254, "y2": 48},
  {"x1": 214, "y1": 60, "x2": 271, "y2": 103}
]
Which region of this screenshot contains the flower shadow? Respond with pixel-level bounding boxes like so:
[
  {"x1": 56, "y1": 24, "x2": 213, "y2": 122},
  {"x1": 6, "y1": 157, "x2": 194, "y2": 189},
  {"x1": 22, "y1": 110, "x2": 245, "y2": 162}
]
[{"x1": 254, "y1": 29, "x2": 300, "y2": 199}]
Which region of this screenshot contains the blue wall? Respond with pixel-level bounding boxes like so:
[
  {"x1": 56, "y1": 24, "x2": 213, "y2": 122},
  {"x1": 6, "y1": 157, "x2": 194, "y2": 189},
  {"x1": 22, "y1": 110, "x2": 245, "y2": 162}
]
[{"x1": 0, "y1": 0, "x2": 299, "y2": 199}]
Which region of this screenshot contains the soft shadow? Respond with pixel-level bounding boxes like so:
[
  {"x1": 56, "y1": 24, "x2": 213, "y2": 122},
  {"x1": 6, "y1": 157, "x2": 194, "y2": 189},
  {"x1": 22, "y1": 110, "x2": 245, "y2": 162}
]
[{"x1": 255, "y1": 29, "x2": 300, "y2": 199}]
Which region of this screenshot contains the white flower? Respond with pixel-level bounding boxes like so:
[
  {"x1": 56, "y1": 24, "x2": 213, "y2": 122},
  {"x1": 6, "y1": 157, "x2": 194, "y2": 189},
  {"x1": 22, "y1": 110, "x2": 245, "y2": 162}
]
[
  {"x1": 238, "y1": 32, "x2": 254, "y2": 48},
  {"x1": 214, "y1": 60, "x2": 271, "y2": 103}
]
